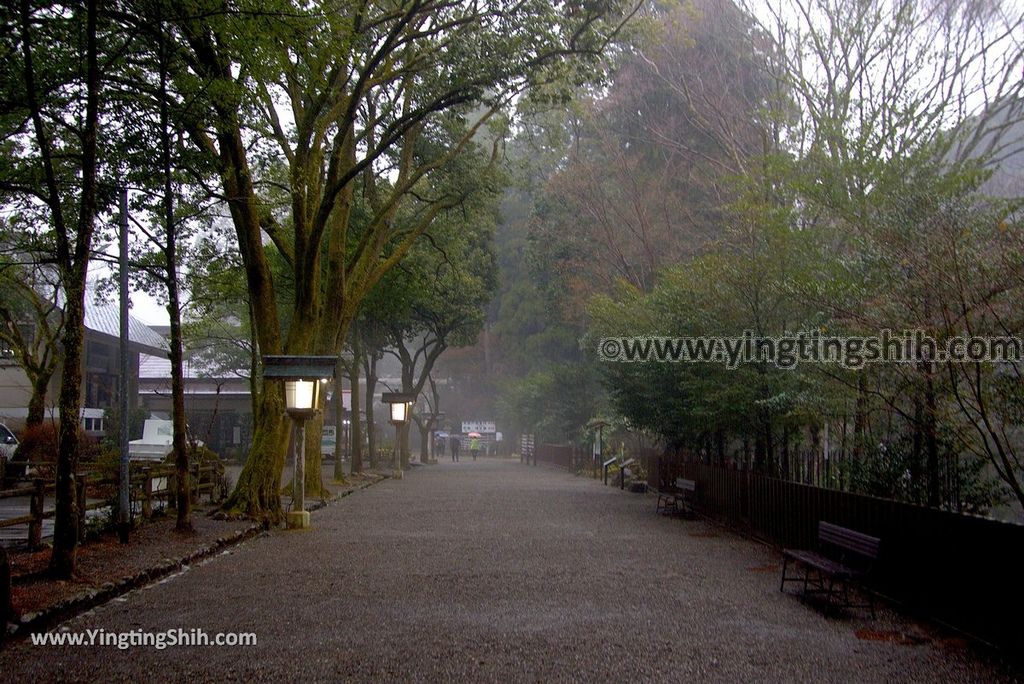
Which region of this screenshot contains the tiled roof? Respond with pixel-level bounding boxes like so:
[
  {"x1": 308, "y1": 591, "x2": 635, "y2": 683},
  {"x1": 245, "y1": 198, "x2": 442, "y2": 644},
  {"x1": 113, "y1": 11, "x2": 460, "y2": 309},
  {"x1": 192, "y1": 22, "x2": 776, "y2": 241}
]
[
  {"x1": 139, "y1": 353, "x2": 242, "y2": 379},
  {"x1": 85, "y1": 300, "x2": 169, "y2": 355}
]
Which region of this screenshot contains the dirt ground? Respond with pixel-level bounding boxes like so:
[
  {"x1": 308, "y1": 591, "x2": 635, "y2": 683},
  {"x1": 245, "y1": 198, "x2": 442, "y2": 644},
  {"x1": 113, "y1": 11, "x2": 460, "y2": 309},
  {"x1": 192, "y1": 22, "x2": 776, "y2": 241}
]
[{"x1": 5, "y1": 470, "x2": 383, "y2": 622}]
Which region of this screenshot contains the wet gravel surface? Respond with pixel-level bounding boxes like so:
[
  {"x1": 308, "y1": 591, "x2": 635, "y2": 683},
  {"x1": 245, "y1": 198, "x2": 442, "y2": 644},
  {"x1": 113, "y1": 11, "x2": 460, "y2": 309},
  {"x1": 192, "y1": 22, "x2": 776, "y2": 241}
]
[
  {"x1": 0, "y1": 460, "x2": 1018, "y2": 682},
  {"x1": 7, "y1": 513, "x2": 255, "y2": 617}
]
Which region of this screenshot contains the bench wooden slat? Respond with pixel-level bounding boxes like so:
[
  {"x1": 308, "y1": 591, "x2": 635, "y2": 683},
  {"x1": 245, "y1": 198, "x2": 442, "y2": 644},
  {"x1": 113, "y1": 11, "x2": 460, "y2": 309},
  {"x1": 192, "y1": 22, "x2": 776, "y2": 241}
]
[
  {"x1": 780, "y1": 521, "x2": 880, "y2": 617},
  {"x1": 819, "y1": 521, "x2": 880, "y2": 558},
  {"x1": 656, "y1": 478, "x2": 697, "y2": 517},
  {"x1": 781, "y1": 550, "x2": 860, "y2": 579}
]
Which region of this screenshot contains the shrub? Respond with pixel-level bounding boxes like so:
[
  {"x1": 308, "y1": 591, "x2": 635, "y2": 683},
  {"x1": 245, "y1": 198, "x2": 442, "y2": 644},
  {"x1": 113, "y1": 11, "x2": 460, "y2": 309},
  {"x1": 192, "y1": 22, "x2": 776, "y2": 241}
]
[{"x1": 15, "y1": 422, "x2": 99, "y2": 480}]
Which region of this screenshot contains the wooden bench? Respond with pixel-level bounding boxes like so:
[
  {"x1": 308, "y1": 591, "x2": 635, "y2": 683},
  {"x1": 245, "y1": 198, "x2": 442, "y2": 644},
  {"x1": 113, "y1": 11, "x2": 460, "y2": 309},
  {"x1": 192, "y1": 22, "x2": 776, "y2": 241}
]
[
  {"x1": 780, "y1": 521, "x2": 880, "y2": 617},
  {"x1": 656, "y1": 477, "x2": 696, "y2": 518}
]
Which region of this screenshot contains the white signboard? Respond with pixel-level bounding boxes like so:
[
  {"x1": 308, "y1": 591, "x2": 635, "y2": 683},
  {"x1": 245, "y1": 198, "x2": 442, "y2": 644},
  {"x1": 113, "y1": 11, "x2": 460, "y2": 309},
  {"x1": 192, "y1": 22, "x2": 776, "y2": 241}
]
[{"x1": 462, "y1": 420, "x2": 496, "y2": 434}]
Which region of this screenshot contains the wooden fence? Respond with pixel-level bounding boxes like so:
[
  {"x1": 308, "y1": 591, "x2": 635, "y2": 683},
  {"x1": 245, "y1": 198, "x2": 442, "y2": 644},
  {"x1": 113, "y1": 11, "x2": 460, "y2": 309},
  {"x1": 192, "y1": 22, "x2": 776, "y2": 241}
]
[
  {"x1": 0, "y1": 463, "x2": 224, "y2": 549},
  {"x1": 643, "y1": 454, "x2": 1024, "y2": 649},
  {"x1": 534, "y1": 443, "x2": 574, "y2": 470}
]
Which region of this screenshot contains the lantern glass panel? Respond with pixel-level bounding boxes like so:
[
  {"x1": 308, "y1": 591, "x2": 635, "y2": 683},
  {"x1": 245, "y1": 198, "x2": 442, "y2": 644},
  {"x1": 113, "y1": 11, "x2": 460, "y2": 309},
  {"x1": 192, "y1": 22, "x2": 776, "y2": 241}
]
[
  {"x1": 286, "y1": 379, "x2": 317, "y2": 411},
  {"x1": 390, "y1": 401, "x2": 407, "y2": 423}
]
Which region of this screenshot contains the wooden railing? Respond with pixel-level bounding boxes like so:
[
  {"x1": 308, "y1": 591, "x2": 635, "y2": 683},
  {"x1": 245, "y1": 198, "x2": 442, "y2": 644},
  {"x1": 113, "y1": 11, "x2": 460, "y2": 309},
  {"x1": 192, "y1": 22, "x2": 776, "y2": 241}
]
[
  {"x1": 534, "y1": 444, "x2": 574, "y2": 470},
  {"x1": 0, "y1": 463, "x2": 224, "y2": 549}
]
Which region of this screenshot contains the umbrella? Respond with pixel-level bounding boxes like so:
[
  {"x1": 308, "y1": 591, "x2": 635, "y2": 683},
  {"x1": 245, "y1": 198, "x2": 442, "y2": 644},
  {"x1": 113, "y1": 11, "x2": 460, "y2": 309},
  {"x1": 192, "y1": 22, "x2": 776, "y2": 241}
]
[{"x1": 467, "y1": 431, "x2": 482, "y2": 438}]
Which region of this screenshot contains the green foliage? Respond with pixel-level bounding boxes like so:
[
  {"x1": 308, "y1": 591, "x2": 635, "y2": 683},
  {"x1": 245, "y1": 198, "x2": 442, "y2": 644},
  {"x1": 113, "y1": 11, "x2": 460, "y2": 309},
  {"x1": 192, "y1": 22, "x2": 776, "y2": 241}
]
[
  {"x1": 102, "y1": 406, "x2": 149, "y2": 452},
  {"x1": 843, "y1": 437, "x2": 1007, "y2": 516},
  {"x1": 578, "y1": 0, "x2": 1024, "y2": 511},
  {"x1": 497, "y1": 362, "x2": 604, "y2": 444}
]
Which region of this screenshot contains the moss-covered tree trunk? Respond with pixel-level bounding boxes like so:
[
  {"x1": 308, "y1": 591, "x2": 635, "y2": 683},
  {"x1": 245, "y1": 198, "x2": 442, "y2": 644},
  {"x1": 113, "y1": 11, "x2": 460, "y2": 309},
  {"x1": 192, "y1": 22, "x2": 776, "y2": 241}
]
[
  {"x1": 209, "y1": 126, "x2": 284, "y2": 520},
  {"x1": 304, "y1": 411, "x2": 327, "y2": 498},
  {"x1": 51, "y1": 276, "x2": 86, "y2": 578},
  {"x1": 224, "y1": 386, "x2": 289, "y2": 521}
]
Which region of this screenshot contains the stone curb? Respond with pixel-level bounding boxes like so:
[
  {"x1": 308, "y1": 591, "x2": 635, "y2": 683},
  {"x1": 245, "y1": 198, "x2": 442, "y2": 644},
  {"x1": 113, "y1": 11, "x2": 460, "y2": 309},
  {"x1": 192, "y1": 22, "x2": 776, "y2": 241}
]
[
  {"x1": 303, "y1": 473, "x2": 386, "y2": 515},
  {"x1": 6, "y1": 473, "x2": 386, "y2": 641},
  {"x1": 10, "y1": 523, "x2": 265, "y2": 640}
]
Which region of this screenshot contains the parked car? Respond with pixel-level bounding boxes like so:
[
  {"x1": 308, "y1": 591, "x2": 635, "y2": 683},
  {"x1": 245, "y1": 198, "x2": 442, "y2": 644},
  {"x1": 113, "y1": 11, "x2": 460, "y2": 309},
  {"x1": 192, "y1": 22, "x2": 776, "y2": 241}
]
[
  {"x1": 0, "y1": 422, "x2": 23, "y2": 484},
  {"x1": 0, "y1": 423, "x2": 17, "y2": 460}
]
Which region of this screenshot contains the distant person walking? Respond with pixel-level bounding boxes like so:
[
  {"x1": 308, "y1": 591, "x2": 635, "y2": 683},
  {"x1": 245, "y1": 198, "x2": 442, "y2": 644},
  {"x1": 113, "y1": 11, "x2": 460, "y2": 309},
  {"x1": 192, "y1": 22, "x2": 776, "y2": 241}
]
[
  {"x1": 469, "y1": 435, "x2": 480, "y2": 461},
  {"x1": 450, "y1": 436, "x2": 460, "y2": 462}
]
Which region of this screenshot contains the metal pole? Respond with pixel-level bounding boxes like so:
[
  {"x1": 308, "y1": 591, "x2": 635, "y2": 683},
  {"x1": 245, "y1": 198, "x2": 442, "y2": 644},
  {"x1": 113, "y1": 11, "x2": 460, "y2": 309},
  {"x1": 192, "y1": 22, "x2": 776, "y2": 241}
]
[
  {"x1": 393, "y1": 424, "x2": 402, "y2": 479},
  {"x1": 295, "y1": 419, "x2": 305, "y2": 514},
  {"x1": 118, "y1": 187, "x2": 130, "y2": 544}
]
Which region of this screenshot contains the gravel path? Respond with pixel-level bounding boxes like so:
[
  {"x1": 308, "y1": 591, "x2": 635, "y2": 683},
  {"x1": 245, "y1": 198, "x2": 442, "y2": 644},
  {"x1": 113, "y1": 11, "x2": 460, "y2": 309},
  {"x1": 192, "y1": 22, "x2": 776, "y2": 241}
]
[{"x1": 0, "y1": 459, "x2": 1017, "y2": 682}]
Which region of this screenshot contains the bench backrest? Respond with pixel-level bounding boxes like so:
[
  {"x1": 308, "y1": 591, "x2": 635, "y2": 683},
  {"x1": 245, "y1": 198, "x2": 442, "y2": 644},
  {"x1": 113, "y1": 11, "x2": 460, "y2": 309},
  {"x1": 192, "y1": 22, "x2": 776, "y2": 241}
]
[
  {"x1": 674, "y1": 478, "x2": 696, "y2": 493},
  {"x1": 819, "y1": 521, "x2": 880, "y2": 564}
]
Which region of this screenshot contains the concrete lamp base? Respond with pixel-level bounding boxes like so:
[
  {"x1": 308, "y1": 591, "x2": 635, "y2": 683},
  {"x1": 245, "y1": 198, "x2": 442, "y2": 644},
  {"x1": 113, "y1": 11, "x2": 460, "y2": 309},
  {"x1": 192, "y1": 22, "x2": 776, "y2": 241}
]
[
  {"x1": 286, "y1": 510, "x2": 310, "y2": 529},
  {"x1": 392, "y1": 469, "x2": 404, "y2": 480}
]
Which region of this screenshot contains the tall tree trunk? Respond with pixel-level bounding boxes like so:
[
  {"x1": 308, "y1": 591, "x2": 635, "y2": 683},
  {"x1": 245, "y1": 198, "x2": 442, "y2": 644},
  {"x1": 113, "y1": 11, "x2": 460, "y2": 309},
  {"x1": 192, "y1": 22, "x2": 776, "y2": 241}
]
[
  {"x1": 781, "y1": 425, "x2": 790, "y2": 480},
  {"x1": 809, "y1": 423, "x2": 821, "y2": 485},
  {"x1": 754, "y1": 431, "x2": 766, "y2": 472},
  {"x1": 400, "y1": 356, "x2": 415, "y2": 469},
  {"x1": 304, "y1": 410, "x2": 326, "y2": 497},
  {"x1": 169, "y1": 292, "x2": 192, "y2": 532},
  {"x1": 42, "y1": 0, "x2": 100, "y2": 578},
  {"x1": 853, "y1": 373, "x2": 869, "y2": 460},
  {"x1": 202, "y1": 98, "x2": 284, "y2": 519},
  {"x1": 224, "y1": 387, "x2": 289, "y2": 520},
  {"x1": 912, "y1": 392, "x2": 924, "y2": 504},
  {"x1": 924, "y1": 362, "x2": 940, "y2": 507},
  {"x1": 333, "y1": 355, "x2": 349, "y2": 481},
  {"x1": 347, "y1": 348, "x2": 363, "y2": 475},
  {"x1": 419, "y1": 422, "x2": 430, "y2": 463},
  {"x1": 399, "y1": 421, "x2": 410, "y2": 469},
  {"x1": 51, "y1": 277, "x2": 86, "y2": 577},
  {"x1": 25, "y1": 373, "x2": 51, "y2": 428},
  {"x1": 159, "y1": 18, "x2": 192, "y2": 533},
  {"x1": 248, "y1": 301, "x2": 261, "y2": 425},
  {"x1": 364, "y1": 354, "x2": 378, "y2": 469}
]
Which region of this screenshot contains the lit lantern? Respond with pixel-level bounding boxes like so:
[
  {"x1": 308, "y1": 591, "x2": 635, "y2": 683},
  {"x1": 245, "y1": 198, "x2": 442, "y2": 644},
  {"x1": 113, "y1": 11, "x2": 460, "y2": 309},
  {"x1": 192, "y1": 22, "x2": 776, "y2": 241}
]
[
  {"x1": 382, "y1": 392, "x2": 415, "y2": 425},
  {"x1": 262, "y1": 355, "x2": 337, "y2": 528},
  {"x1": 381, "y1": 392, "x2": 416, "y2": 479},
  {"x1": 284, "y1": 378, "x2": 323, "y2": 417}
]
